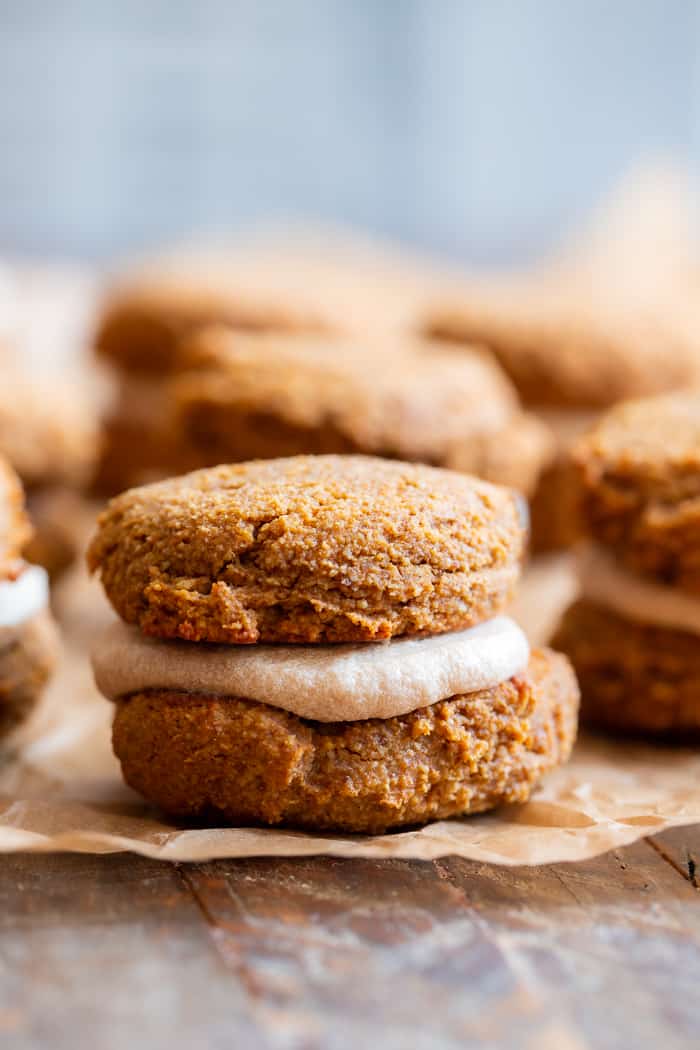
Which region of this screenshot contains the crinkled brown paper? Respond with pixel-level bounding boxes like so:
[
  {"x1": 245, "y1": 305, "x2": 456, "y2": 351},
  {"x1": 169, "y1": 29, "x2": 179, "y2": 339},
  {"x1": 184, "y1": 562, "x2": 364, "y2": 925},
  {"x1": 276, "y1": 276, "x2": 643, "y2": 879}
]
[{"x1": 0, "y1": 555, "x2": 698, "y2": 864}]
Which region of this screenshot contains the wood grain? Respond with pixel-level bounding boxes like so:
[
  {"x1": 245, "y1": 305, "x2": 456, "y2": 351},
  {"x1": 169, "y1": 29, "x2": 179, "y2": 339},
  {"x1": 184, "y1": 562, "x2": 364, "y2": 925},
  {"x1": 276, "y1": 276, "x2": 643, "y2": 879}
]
[
  {"x1": 0, "y1": 831, "x2": 696, "y2": 1045},
  {"x1": 1, "y1": 828, "x2": 697, "y2": 1049}
]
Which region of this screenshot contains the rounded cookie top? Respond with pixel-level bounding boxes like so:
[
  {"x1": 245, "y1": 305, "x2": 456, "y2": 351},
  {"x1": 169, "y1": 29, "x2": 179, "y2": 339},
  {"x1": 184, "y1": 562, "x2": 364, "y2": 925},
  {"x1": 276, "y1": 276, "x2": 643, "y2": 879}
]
[
  {"x1": 426, "y1": 278, "x2": 699, "y2": 409},
  {"x1": 0, "y1": 454, "x2": 31, "y2": 577},
  {"x1": 87, "y1": 455, "x2": 526, "y2": 644},
  {"x1": 170, "y1": 329, "x2": 551, "y2": 495},
  {"x1": 573, "y1": 392, "x2": 700, "y2": 592}
]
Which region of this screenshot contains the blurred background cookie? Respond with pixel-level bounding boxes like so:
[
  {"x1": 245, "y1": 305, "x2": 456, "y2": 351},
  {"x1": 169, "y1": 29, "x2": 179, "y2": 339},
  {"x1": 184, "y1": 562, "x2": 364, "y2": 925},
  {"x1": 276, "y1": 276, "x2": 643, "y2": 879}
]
[
  {"x1": 554, "y1": 393, "x2": 700, "y2": 736},
  {"x1": 0, "y1": 454, "x2": 58, "y2": 740},
  {"x1": 426, "y1": 265, "x2": 700, "y2": 552},
  {"x1": 169, "y1": 328, "x2": 553, "y2": 498}
]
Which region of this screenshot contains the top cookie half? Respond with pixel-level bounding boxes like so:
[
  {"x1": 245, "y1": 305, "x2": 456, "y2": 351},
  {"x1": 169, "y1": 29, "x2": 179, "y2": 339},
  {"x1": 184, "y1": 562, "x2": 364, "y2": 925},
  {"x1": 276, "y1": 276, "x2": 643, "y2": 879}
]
[
  {"x1": 573, "y1": 392, "x2": 700, "y2": 592},
  {"x1": 425, "y1": 277, "x2": 700, "y2": 409},
  {"x1": 95, "y1": 241, "x2": 439, "y2": 375},
  {"x1": 87, "y1": 455, "x2": 525, "y2": 644},
  {"x1": 170, "y1": 329, "x2": 553, "y2": 497}
]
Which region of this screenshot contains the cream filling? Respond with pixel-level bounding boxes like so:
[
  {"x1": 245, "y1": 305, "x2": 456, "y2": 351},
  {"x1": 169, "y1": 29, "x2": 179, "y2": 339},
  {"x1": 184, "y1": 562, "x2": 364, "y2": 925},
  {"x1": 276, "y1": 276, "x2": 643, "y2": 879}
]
[
  {"x1": 0, "y1": 565, "x2": 49, "y2": 628},
  {"x1": 92, "y1": 615, "x2": 530, "y2": 723},
  {"x1": 577, "y1": 543, "x2": 700, "y2": 635}
]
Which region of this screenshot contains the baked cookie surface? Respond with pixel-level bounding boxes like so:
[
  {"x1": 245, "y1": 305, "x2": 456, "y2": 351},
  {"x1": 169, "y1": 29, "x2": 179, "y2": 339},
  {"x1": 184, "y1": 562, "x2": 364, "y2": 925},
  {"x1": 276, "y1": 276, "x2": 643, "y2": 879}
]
[
  {"x1": 111, "y1": 648, "x2": 578, "y2": 834},
  {"x1": 171, "y1": 330, "x2": 553, "y2": 496},
  {"x1": 87, "y1": 455, "x2": 525, "y2": 645},
  {"x1": 553, "y1": 599, "x2": 700, "y2": 736},
  {"x1": 573, "y1": 393, "x2": 700, "y2": 592}
]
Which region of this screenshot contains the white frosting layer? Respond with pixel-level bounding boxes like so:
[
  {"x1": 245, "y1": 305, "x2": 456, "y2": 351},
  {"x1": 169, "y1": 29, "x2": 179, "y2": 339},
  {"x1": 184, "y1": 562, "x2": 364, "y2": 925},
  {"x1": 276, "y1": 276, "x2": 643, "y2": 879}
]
[
  {"x1": 0, "y1": 565, "x2": 49, "y2": 628},
  {"x1": 92, "y1": 616, "x2": 530, "y2": 722},
  {"x1": 578, "y1": 544, "x2": 700, "y2": 635}
]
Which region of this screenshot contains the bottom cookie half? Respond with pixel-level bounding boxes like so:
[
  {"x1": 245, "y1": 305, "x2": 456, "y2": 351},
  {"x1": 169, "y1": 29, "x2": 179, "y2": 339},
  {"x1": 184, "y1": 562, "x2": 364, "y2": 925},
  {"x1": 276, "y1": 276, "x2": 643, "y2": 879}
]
[
  {"x1": 554, "y1": 599, "x2": 700, "y2": 736},
  {"x1": 0, "y1": 611, "x2": 58, "y2": 739},
  {"x1": 112, "y1": 648, "x2": 578, "y2": 834}
]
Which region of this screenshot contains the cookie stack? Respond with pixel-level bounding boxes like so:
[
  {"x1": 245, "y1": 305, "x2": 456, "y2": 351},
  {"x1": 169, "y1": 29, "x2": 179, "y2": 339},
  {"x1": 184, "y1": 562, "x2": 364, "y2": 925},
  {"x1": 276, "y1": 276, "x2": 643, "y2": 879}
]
[
  {"x1": 0, "y1": 373, "x2": 97, "y2": 577},
  {"x1": 554, "y1": 393, "x2": 700, "y2": 736},
  {"x1": 171, "y1": 328, "x2": 553, "y2": 499},
  {"x1": 92, "y1": 242, "x2": 438, "y2": 494},
  {"x1": 89, "y1": 455, "x2": 578, "y2": 833},
  {"x1": 0, "y1": 455, "x2": 58, "y2": 739},
  {"x1": 426, "y1": 277, "x2": 700, "y2": 550}
]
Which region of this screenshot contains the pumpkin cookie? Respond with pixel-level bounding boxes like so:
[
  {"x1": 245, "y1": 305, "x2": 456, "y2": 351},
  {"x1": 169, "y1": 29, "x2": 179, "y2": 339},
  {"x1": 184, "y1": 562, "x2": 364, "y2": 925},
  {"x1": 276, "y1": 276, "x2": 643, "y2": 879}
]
[
  {"x1": 170, "y1": 329, "x2": 553, "y2": 497},
  {"x1": 426, "y1": 278, "x2": 700, "y2": 550},
  {"x1": 89, "y1": 455, "x2": 579, "y2": 831},
  {"x1": 0, "y1": 454, "x2": 58, "y2": 739},
  {"x1": 554, "y1": 393, "x2": 700, "y2": 736},
  {"x1": 0, "y1": 373, "x2": 99, "y2": 577},
  {"x1": 88, "y1": 455, "x2": 526, "y2": 645}
]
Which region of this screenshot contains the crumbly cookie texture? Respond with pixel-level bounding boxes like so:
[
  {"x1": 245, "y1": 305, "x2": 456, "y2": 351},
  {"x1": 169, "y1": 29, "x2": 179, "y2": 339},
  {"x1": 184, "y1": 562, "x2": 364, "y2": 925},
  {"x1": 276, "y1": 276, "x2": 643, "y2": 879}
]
[
  {"x1": 572, "y1": 393, "x2": 700, "y2": 593},
  {"x1": 0, "y1": 611, "x2": 59, "y2": 739},
  {"x1": 170, "y1": 330, "x2": 553, "y2": 498},
  {"x1": 111, "y1": 648, "x2": 578, "y2": 834},
  {"x1": 0, "y1": 455, "x2": 32, "y2": 578},
  {"x1": 553, "y1": 599, "x2": 700, "y2": 736},
  {"x1": 426, "y1": 280, "x2": 699, "y2": 408},
  {"x1": 87, "y1": 455, "x2": 525, "y2": 645}
]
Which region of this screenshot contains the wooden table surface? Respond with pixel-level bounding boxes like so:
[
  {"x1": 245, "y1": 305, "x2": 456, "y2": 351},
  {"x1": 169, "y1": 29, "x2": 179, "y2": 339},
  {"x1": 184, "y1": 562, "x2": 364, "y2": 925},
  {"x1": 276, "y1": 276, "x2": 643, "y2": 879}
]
[{"x1": 1, "y1": 825, "x2": 698, "y2": 1050}]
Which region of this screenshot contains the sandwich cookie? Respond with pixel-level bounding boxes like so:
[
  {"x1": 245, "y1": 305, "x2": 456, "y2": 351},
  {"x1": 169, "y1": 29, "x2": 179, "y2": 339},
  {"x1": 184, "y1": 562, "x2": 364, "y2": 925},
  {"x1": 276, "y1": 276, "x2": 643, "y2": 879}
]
[
  {"x1": 170, "y1": 328, "x2": 553, "y2": 498},
  {"x1": 554, "y1": 393, "x2": 700, "y2": 735},
  {"x1": 425, "y1": 275, "x2": 700, "y2": 550},
  {"x1": 89, "y1": 456, "x2": 579, "y2": 833},
  {"x1": 0, "y1": 455, "x2": 58, "y2": 738}
]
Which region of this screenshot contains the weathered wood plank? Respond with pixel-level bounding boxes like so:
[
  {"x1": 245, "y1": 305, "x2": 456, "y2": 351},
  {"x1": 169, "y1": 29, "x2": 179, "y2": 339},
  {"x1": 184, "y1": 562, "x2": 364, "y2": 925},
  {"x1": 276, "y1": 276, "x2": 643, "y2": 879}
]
[
  {"x1": 439, "y1": 840, "x2": 700, "y2": 1050},
  {"x1": 186, "y1": 845, "x2": 700, "y2": 1050},
  {"x1": 0, "y1": 853, "x2": 256, "y2": 1050},
  {"x1": 183, "y1": 856, "x2": 570, "y2": 1049},
  {"x1": 647, "y1": 824, "x2": 700, "y2": 889},
  {"x1": 1, "y1": 840, "x2": 699, "y2": 1050}
]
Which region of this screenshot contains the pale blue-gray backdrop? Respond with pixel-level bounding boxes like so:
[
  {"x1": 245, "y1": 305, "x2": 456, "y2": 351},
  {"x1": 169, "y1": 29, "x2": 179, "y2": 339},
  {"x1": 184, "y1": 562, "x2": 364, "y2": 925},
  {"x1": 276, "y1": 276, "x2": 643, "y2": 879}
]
[{"x1": 0, "y1": 0, "x2": 697, "y2": 262}]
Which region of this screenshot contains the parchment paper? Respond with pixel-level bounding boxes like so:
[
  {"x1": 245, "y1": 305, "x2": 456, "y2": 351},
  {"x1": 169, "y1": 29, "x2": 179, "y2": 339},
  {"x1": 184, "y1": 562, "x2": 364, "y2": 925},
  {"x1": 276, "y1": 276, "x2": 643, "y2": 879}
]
[{"x1": 1, "y1": 554, "x2": 698, "y2": 865}]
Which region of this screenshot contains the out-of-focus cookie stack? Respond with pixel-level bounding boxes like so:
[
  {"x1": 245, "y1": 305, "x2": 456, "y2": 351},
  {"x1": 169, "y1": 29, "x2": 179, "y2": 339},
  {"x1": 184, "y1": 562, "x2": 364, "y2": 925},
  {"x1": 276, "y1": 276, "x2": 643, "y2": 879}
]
[
  {"x1": 92, "y1": 238, "x2": 446, "y2": 493},
  {"x1": 554, "y1": 393, "x2": 700, "y2": 738},
  {"x1": 0, "y1": 374, "x2": 98, "y2": 577},
  {"x1": 90, "y1": 240, "x2": 556, "y2": 508},
  {"x1": 0, "y1": 454, "x2": 58, "y2": 739},
  {"x1": 426, "y1": 274, "x2": 700, "y2": 552},
  {"x1": 169, "y1": 327, "x2": 553, "y2": 498}
]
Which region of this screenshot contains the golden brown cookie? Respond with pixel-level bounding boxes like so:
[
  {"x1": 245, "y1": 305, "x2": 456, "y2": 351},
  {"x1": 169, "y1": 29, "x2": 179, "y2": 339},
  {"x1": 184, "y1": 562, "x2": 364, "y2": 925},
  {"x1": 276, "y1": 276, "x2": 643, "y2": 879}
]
[
  {"x1": 0, "y1": 610, "x2": 58, "y2": 739},
  {"x1": 95, "y1": 240, "x2": 440, "y2": 375},
  {"x1": 0, "y1": 374, "x2": 100, "y2": 576},
  {"x1": 573, "y1": 393, "x2": 700, "y2": 593},
  {"x1": 111, "y1": 647, "x2": 578, "y2": 833},
  {"x1": 87, "y1": 455, "x2": 526, "y2": 645},
  {"x1": 426, "y1": 280, "x2": 698, "y2": 409},
  {"x1": 553, "y1": 599, "x2": 700, "y2": 736},
  {"x1": 426, "y1": 277, "x2": 700, "y2": 551},
  {"x1": 170, "y1": 329, "x2": 553, "y2": 497}
]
